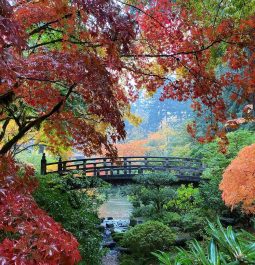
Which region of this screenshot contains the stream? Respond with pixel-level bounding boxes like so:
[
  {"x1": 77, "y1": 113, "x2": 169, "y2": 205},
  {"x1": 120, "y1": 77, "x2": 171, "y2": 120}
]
[{"x1": 98, "y1": 196, "x2": 133, "y2": 265}]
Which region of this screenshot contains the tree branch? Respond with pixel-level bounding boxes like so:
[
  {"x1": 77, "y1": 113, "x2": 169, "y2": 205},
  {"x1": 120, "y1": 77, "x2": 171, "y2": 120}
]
[
  {"x1": 0, "y1": 118, "x2": 10, "y2": 141},
  {"x1": 28, "y1": 14, "x2": 72, "y2": 36},
  {"x1": 0, "y1": 84, "x2": 76, "y2": 154},
  {"x1": 28, "y1": 38, "x2": 102, "y2": 50}
]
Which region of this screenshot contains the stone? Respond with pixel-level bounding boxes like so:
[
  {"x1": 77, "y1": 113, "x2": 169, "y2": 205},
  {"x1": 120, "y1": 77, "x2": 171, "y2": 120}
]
[{"x1": 103, "y1": 241, "x2": 117, "y2": 249}]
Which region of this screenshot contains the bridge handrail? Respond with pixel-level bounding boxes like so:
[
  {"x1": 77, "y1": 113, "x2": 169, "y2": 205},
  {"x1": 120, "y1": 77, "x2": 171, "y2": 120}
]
[
  {"x1": 41, "y1": 154, "x2": 204, "y2": 178},
  {"x1": 45, "y1": 156, "x2": 202, "y2": 166}
]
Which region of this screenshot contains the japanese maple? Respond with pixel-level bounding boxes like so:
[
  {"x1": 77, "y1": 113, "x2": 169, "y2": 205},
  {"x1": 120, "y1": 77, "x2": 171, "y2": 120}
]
[
  {"x1": 124, "y1": 0, "x2": 255, "y2": 143},
  {"x1": 220, "y1": 143, "x2": 255, "y2": 214},
  {"x1": 0, "y1": 0, "x2": 137, "y2": 157},
  {"x1": 0, "y1": 155, "x2": 81, "y2": 263},
  {"x1": 0, "y1": 0, "x2": 138, "y2": 262}
]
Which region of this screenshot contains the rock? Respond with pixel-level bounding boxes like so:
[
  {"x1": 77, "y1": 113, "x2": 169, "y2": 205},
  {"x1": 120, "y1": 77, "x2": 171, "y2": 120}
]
[
  {"x1": 106, "y1": 223, "x2": 114, "y2": 228},
  {"x1": 115, "y1": 247, "x2": 130, "y2": 254},
  {"x1": 114, "y1": 227, "x2": 128, "y2": 233},
  {"x1": 220, "y1": 217, "x2": 235, "y2": 225},
  {"x1": 107, "y1": 217, "x2": 114, "y2": 220},
  {"x1": 103, "y1": 241, "x2": 117, "y2": 249},
  {"x1": 102, "y1": 250, "x2": 119, "y2": 265},
  {"x1": 174, "y1": 234, "x2": 192, "y2": 246},
  {"x1": 171, "y1": 226, "x2": 182, "y2": 232}
]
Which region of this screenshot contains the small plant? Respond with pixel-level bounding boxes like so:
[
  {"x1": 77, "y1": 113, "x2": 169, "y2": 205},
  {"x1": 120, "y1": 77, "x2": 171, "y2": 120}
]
[{"x1": 152, "y1": 219, "x2": 255, "y2": 264}]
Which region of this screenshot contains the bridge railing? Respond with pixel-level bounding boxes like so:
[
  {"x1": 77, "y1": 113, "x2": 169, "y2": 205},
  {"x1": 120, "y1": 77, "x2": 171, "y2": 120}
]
[{"x1": 41, "y1": 154, "x2": 204, "y2": 182}]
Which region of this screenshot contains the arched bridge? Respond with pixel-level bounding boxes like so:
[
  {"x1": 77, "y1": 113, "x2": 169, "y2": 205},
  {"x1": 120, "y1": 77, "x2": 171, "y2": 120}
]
[{"x1": 41, "y1": 155, "x2": 205, "y2": 184}]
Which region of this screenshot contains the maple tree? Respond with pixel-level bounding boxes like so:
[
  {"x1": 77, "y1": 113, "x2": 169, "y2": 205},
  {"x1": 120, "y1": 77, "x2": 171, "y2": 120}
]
[
  {"x1": 220, "y1": 143, "x2": 255, "y2": 214},
  {"x1": 0, "y1": 155, "x2": 81, "y2": 263},
  {"x1": 122, "y1": 0, "x2": 255, "y2": 146},
  {"x1": 0, "y1": 0, "x2": 137, "y2": 262},
  {"x1": 0, "y1": 0, "x2": 137, "y2": 157}
]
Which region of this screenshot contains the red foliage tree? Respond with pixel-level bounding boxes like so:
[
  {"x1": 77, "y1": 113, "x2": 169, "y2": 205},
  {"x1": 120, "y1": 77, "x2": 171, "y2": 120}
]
[
  {"x1": 0, "y1": 0, "x2": 136, "y2": 157},
  {"x1": 220, "y1": 144, "x2": 255, "y2": 214},
  {"x1": 0, "y1": 155, "x2": 81, "y2": 263},
  {"x1": 0, "y1": 0, "x2": 137, "y2": 262},
  {"x1": 123, "y1": 0, "x2": 255, "y2": 142}
]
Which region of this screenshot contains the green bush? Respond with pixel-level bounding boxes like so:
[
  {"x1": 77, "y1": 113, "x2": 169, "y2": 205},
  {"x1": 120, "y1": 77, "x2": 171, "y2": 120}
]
[
  {"x1": 166, "y1": 184, "x2": 199, "y2": 213},
  {"x1": 120, "y1": 221, "x2": 175, "y2": 259},
  {"x1": 119, "y1": 254, "x2": 144, "y2": 265},
  {"x1": 33, "y1": 174, "x2": 103, "y2": 265},
  {"x1": 153, "y1": 219, "x2": 255, "y2": 265},
  {"x1": 162, "y1": 212, "x2": 182, "y2": 227},
  {"x1": 112, "y1": 232, "x2": 125, "y2": 242},
  {"x1": 128, "y1": 172, "x2": 177, "y2": 217}
]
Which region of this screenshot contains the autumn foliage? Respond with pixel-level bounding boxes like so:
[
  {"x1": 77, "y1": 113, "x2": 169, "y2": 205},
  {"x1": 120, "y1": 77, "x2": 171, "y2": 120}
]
[
  {"x1": 220, "y1": 144, "x2": 255, "y2": 214},
  {"x1": 128, "y1": 0, "x2": 255, "y2": 143},
  {"x1": 0, "y1": 155, "x2": 81, "y2": 263},
  {"x1": 116, "y1": 139, "x2": 150, "y2": 157}
]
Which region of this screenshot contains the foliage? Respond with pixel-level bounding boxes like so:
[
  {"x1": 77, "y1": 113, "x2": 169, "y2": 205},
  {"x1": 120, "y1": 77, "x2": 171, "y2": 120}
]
[
  {"x1": 16, "y1": 150, "x2": 57, "y2": 172},
  {"x1": 130, "y1": 0, "x2": 255, "y2": 144},
  {"x1": 129, "y1": 172, "x2": 177, "y2": 216},
  {"x1": 117, "y1": 121, "x2": 176, "y2": 156},
  {"x1": 0, "y1": 0, "x2": 140, "y2": 157},
  {"x1": 166, "y1": 184, "x2": 199, "y2": 213},
  {"x1": 0, "y1": 155, "x2": 81, "y2": 263},
  {"x1": 33, "y1": 173, "x2": 103, "y2": 264},
  {"x1": 220, "y1": 143, "x2": 255, "y2": 214},
  {"x1": 192, "y1": 130, "x2": 255, "y2": 215},
  {"x1": 153, "y1": 219, "x2": 255, "y2": 265},
  {"x1": 121, "y1": 221, "x2": 175, "y2": 260},
  {"x1": 116, "y1": 139, "x2": 150, "y2": 156}
]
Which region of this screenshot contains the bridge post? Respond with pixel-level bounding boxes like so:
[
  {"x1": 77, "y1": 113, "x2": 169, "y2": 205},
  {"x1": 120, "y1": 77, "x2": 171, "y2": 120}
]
[
  {"x1": 103, "y1": 158, "x2": 108, "y2": 175},
  {"x1": 41, "y1": 153, "x2": 47, "y2": 175},
  {"x1": 58, "y1": 157, "x2": 62, "y2": 174},
  {"x1": 165, "y1": 158, "x2": 169, "y2": 167},
  {"x1": 93, "y1": 163, "x2": 97, "y2": 176},
  {"x1": 138, "y1": 168, "x2": 143, "y2": 174},
  {"x1": 128, "y1": 161, "x2": 131, "y2": 174},
  {"x1": 124, "y1": 158, "x2": 127, "y2": 175},
  {"x1": 83, "y1": 160, "x2": 87, "y2": 175}
]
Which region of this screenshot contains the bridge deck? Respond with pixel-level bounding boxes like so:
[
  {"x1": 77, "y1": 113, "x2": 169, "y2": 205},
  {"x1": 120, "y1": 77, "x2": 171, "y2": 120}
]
[{"x1": 41, "y1": 155, "x2": 204, "y2": 183}]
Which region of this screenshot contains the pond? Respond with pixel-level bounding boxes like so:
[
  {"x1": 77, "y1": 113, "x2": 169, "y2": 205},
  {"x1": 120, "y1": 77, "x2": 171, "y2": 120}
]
[{"x1": 98, "y1": 195, "x2": 133, "y2": 220}]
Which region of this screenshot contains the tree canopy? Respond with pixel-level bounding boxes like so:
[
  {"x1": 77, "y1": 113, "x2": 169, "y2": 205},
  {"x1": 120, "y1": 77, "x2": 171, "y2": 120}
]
[{"x1": 1, "y1": 0, "x2": 255, "y2": 157}]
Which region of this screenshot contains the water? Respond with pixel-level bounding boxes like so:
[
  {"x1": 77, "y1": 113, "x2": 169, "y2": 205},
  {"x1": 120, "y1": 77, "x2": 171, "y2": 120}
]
[
  {"x1": 98, "y1": 196, "x2": 133, "y2": 220},
  {"x1": 99, "y1": 195, "x2": 133, "y2": 265}
]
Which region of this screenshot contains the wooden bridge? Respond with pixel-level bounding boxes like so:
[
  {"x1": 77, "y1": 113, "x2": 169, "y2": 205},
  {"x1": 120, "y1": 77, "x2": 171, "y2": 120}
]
[{"x1": 41, "y1": 154, "x2": 204, "y2": 184}]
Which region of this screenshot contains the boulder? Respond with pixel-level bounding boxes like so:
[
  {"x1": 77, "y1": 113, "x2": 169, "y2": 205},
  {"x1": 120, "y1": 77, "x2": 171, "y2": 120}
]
[
  {"x1": 174, "y1": 234, "x2": 192, "y2": 246},
  {"x1": 103, "y1": 241, "x2": 117, "y2": 249},
  {"x1": 115, "y1": 247, "x2": 130, "y2": 254}
]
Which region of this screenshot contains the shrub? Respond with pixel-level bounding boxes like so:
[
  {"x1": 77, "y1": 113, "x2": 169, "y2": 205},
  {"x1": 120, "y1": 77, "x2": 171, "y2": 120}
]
[
  {"x1": 162, "y1": 212, "x2": 182, "y2": 227},
  {"x1": 33, "y1": 174, "x2": 103, "y2": 265},
  {"x1": 120, "y1": 221, "x2": 175, "y2": 258}
]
